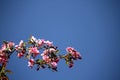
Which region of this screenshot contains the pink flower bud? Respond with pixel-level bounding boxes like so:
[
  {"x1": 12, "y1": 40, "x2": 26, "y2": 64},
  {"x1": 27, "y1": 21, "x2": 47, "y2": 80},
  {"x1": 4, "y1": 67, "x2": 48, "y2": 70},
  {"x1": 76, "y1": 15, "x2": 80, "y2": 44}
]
[
  {"x1": 15, "y1": 40, "x2": 24, "y2": 50},
  {"x1": 69, "y1": 61, "x2": 74, "y2": 68},
  {"x1": 54, "y1": 58, "x2": 60, "y2": 63},
  {"x1": 0, "y1": 55, "x2": 8, "y2": 64},
  {"x1": 66, "y1": 47, "x2": 74, "y2": 52},
  {"x1": 19, "y1": 40, "x2": 24, "y2": 47},
  {"x1": 28, "y1": 59, "x2": 35, "y2": 68},
  {"x1": 51, "y1": 62, "x2": 57, "y2": 68},
  {"x1": 17, "y1": 52, "x2": 24, "y2": 58}
]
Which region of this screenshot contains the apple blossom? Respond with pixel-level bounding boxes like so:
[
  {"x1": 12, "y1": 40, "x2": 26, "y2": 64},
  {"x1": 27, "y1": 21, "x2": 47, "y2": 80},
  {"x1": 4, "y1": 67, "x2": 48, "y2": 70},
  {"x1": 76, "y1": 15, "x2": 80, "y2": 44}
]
[
  {"x1": 28, "y1": 47, "x2": 39, "y2": 57},
  {"x1": 0, "y1": 55, "x2": 8, "y2": 64},
  {"x1": 17, "y1": 52, "x2": 24, "y2": 58},
  {"x1": 51, "y1": 62, "x2": 57, "y2": 68},
  {"x1": 66, "y1": 47, "x2": 82, "y2": 60},
  {"x1": 15, "y1": 40, "x2": 24, "y2": 50},
  {"x1": 28, "y1": 59, "x2": 35, "y2": 68},
  {"x1": 49, "y1": 48, "x2": 56, "y2": 53},
  {"x1": 29, "y1": 36, "x2": 38, "y2": 43},
  {"x1": 54, "y1": 58, "x2": 59, "y2": 63},
  {"x1": 37, "y1": 39, "x2": 44, "y2": 47},
  {"x1": 1, "y1": 44, "x2": 6, "y2": 51},
  {"x1": 0, "y1": 35, "x2": 82, "y2": 79},
  {"x1": 42, "y1": 55, "x2": 51, "y2": 63},
  {"x1": 41, "y1": 49, "x2": 49, "y2": 56},
  {"x1": 69, "y1": 61, "x2": 74, "y2": 68},
  {"x1": 44, "y1": 40, "x2": 53, "y2": 47}
]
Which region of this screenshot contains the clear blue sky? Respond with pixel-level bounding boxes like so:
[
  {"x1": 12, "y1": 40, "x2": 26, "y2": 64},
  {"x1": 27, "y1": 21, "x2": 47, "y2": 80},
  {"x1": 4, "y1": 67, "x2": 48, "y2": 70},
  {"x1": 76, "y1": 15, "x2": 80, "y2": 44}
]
[{"x1": 0, "y1": 0, "x2": 120, "y2": 80}]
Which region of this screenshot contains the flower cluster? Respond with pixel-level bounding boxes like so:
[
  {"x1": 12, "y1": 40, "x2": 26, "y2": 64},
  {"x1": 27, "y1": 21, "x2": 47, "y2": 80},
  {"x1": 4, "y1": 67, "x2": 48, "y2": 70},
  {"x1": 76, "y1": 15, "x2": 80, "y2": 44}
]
[
  {"x1": 26, "y1": 36, "x2": 60, "y2": 71},
  {"x1": 0, "y1": 41, "x2": 15, "y2": 65},
  {"x1": 66, "y1": 47, "x2": 82, "y2": 60},
  {"x1": 0, "y1": 35, "x2": 82, "y2": 79},
  {"x1": 60, "y1": 47, "x2": 82, "y2": 68},
  {"x1": 0, "y1": 41, "x2": 15, "y2": 79},
  {"x1": 15, "y1": 40, "x2": 26, "y2": 58}
]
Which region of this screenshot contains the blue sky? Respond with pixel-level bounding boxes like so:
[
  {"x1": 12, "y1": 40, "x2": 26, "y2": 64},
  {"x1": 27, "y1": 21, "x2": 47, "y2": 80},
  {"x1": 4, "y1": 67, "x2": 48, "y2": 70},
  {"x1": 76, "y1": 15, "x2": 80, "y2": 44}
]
[{"x1": 0, "y1": 0, "x2": 120, "y2": 80}]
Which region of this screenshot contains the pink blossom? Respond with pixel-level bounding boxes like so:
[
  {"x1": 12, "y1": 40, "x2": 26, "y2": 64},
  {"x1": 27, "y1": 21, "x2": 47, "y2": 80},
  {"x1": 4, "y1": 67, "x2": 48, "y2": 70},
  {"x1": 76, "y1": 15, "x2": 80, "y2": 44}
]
[
  {"x1": 66, "y1": 47, "x2": 74, "y2": 52},
  {"x1": 66, "y1": 47, "x2": 82, "y2": 59},
  {"x1": 8, "y1": 42, "x2": 15, "y2": 48},
  {"x1": 30, "y1": 36, "x2": 37, "y2": 43},
  {"x1": 0, "y1": 49, "x2": 7, "y2": 64},
  {"x1": 37, "y1": 39, "x2": 44, "y2": 47},
  {"x1": 44, "y1": 40, "x2": 53, "y2": 47},
  {"x1": 29, "y1": 47, "x2": 39, "y2": 57},
  {"x1": 51, "y1": 62, "x2": 57, "y2": 68},
  {"x1": 42, "y1": 55, "x2": 51, "y2": 63},
  {"x1": 41, "y1": 49, "x2": 49, "y2": 56},
  {"x1": 69, "y1": 62, "x2": 74, "y2": 68},
  {"x1": 49, "y1": 48, "x2": 56, "y2": 53},
  {"x1": 41, "y1": 48, "x2": 56, "y2": 57},
  {"x1": 0, "y1": 55, "x2": 8, "y2": 64},
  {"x1": 1, "y1": 44, "x2": 6, "y2": 51},
  {"x1": 28, "y1": 59, "x2": 35, "y2": 68},
  {"x1": 1, "y1": 42, "x2": 15, "y2": 52},
  {"x1": 42, "y1": 55, "x2": 48, "y2": 60},
  {"x1": 19, "y1": 40, "x2": 24, "y2": 47},
  {"x1": 15, "y1": 40, "x2": 24, "y2": 50},
  {"x1": 17, "y1": 52, "x2": 24, "y2": 58},
  {"x1": 71, "y1": 51, "x2": 81, "y2": 59},
  {"x1": 54, "y1": 58, "x2": 60, "y2": 63}
]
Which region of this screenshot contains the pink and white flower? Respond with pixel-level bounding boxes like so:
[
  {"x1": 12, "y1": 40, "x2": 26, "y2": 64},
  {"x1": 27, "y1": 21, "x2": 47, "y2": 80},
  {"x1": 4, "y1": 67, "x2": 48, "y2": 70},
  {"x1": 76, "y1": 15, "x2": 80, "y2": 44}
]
[
  {"x1": 30, "y1": 36, "x2": 37, "y2": 43},
  {"x1": 0, "y1": 55, "x2": 8, "y2": 64},
  {"x1": 51, "y1": 62, "x2": 57, "y2": 68},
  {"x1": 15, "y1": 40, "x2": 24, "y2": 50},
  {"x1": 41, "y1": 49, "x2": 49, "y2": 56},
  {"x1": 66, "y1": 47, "x2": 82, "y2": 59},
  {"x1": 42, "y1": 55, "x2": 51, "y2": 63},
  {"x1": 49, "y1": 48, "x2": 56, "y2": 53},
  {"x1": 17, "y1": 52, "x2": 24, "y2": 58},
  {"x1": 44, "y1": 40, "x2": 53, "y2": 47},
  {"x1": 1, "y1": 41, "x2": 15, "y2": 52},
  {"x1": 28, "y1": 59, "x2": 35, "y2": 68},
  {"x1": 29, "y1": 47, "x2": 39, "y2": 57},
  {"x1": 8, "y1": 42, "x2": 15, "y2": 48},
  {"x1": 1, "y1": 44, "x2": 6, "y2": 51},
  {"x1": 69, "y1": 61, "x2": 74, "y2": 68},
  {"x1": 37, "y1": 39, "x2": 44, "y2": 47},
  {"x1": 19, "y1": 40, "x2": 24, "y2": 47},
  {"x1": 66, "y1": 47, "x2": 74, "y2": 53}
]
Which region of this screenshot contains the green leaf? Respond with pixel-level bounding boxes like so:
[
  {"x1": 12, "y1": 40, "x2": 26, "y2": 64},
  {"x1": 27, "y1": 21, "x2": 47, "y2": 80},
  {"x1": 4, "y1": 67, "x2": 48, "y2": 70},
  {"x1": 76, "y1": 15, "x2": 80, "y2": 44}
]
[
  {"x1": 25, "y1": 54, "x2": 30, "y2": 59},
  {"x1": 51, "y1": 53, "x2": 57, "y2": 58},
  {"x1": 55, "y1": 50, "x2": 60, "y2": 54},
  {"x1": 5, "y1": 70, "x2": 12, "y2": 74},
  {"x1": 3, "y1": 41, "x2": 8, "y2": 44},
  {"x1": 36, "y1": 59, "x2": 42, "y2": 64},
  {"x1": 66, "y1": 61, "x2": 69, "y2": 65},
  {"x1": 23, "y1": 42, "x2": 26, "y2": 47},
  {"x1": 28, "y1": 41, "x2": 32, "y2": 44}
]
